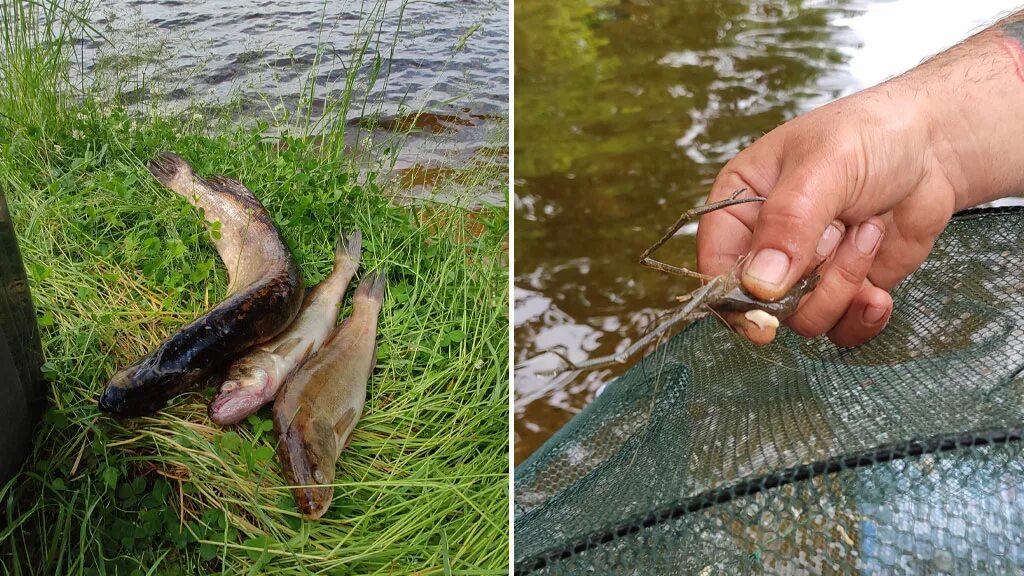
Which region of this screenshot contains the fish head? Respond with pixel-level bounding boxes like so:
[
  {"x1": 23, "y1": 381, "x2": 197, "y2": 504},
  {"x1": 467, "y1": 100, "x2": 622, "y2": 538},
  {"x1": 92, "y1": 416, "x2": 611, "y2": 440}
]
[
  {"x1": 292, "y1": 463, "x2": 335, "y2": 520},
  {"x1": 278, "y1": 419, "x2": 337, "y2": 519},
  {"x1": 98, "y1": 361, "x2": 193, "y2": 417},
  {"x1": 208, "y1": 364, "x2": 274, "y2": 425}
]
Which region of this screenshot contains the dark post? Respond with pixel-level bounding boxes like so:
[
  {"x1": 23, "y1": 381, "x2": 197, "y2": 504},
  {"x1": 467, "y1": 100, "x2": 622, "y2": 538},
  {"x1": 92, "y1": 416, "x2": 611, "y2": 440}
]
[{"x1": 0, "y1": 190, "x2": 45, "y2": 487}]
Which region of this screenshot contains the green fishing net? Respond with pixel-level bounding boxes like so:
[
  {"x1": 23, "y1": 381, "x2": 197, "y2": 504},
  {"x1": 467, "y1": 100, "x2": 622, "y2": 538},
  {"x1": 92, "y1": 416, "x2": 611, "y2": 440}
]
[{"x1": 514, "y1": 206, "x2": 1024, "y2": 575}]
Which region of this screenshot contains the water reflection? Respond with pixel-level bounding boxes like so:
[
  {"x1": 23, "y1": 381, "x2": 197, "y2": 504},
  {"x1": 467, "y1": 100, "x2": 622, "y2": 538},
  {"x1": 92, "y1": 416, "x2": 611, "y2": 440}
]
[
  {"x1": 514, "y1": 0, "x2": 861, "y2": 464},
  {"x1": 515, "y1": 0, "x2": 1024, "y2": 464},
  {"x1": 81, "y1": 0, "x2": 507, "y2": 177}
]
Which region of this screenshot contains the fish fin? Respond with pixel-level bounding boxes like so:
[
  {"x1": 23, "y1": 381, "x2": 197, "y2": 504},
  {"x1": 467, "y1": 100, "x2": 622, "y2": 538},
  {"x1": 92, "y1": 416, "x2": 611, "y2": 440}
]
[
  {"x1": 354, "y1": 271, "x2": 386, "y2": 302},
  {"x1": 334, "y1": 229, "x2": 362, "y2": 267},
  {"x1": 333, "y1": 408, "x2": 357, "y2": 448},
  {"x1": 301, "y1": 417, "x2": 340, "y2": 462},
  {"x1": 147, "y1": 151, "x2": 193, "y2": 189},
  {"x1": 205, "y1": 174, "x2": 250, "y2": 196},
  {"x1": 271, "y1": 336, "x2": 302, "y2": 358},
  {"x1": 299, "y1": 341, "x2": 316, "y2": 362},
  {"x1": 205, "y1": 175, "x2": 263, "y2": 211},
  {"x1": 322, "y1": 317, "x2": 349, "y2": 347}
]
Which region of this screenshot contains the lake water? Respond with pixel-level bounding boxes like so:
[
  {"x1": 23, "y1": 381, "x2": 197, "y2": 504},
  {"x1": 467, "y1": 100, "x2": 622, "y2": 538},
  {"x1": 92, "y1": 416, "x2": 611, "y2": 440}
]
[
  {"x1": 79, "y1": 0, "x2": 508, "y2": 200},
  {"x1": 513, "y1": 0, "x2": 1021, "y2": 464}
]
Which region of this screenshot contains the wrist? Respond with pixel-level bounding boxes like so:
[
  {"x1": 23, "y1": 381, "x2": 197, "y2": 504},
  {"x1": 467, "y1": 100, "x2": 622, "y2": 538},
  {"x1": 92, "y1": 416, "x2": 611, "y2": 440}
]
[{"x1": 895, "y1": 23, "x2": 1024, "y2": 210}]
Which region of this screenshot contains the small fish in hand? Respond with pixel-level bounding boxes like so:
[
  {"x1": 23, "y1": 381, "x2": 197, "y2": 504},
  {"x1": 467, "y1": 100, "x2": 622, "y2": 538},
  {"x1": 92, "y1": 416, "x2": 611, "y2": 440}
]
[
  {"x1": 209, "y1": 229, "x2": 362, "y2": 425},
  {"x1": 273, "y1": 272, "x2": 386, "y2": 519}
]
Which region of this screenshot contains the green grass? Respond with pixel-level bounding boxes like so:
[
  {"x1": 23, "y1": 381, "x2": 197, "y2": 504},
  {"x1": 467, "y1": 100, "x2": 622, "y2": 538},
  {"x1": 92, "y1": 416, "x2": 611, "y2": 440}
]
[{"x1": 0, "y1": 1, "x2": 509, "y2": 574}]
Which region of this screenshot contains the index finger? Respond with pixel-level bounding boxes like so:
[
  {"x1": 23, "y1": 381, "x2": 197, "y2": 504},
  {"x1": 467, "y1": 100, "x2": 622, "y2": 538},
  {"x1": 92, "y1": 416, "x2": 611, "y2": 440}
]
[
  {"x1": 695, "y1": 173, "x2": 763, "y2": 278},
  {"x1": 696, "y1": 133, "x2": 786, "y2": 277}
]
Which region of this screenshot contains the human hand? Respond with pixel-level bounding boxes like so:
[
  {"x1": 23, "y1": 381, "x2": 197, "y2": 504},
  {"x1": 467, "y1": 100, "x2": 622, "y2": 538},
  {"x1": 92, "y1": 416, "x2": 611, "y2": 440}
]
[
  {"x1": 696, "y1": 85, "x2": 958, "y2": 346},
  {"x1": 695, "y1": 11, "x2": 1024, "y2": 347}
]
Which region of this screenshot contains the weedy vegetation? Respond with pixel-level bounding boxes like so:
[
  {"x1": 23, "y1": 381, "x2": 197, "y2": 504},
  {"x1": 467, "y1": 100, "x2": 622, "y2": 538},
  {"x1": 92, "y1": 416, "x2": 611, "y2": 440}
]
[{"x1": 0, "y1": 0, "x2": 509, "y2": 573}]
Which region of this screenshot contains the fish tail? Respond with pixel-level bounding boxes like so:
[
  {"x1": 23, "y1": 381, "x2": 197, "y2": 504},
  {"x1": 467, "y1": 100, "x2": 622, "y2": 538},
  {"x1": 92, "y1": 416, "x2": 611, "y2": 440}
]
[
  {"x1": 147, "y1": 151, "x2": 193, "y2": 190},
  {"x1": 334, "y1": 228, "x2": 362, "y2": 267},
  {"x1": 354, "y1": 271, "x2": 386, "y2": 303}
]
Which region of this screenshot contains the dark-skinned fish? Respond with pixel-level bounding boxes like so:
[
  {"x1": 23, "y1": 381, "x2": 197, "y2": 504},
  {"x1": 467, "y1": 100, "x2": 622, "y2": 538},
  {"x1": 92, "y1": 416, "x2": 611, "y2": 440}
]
[{"x1": 98, "y1": 152, "x2": 304, "y2": 417}]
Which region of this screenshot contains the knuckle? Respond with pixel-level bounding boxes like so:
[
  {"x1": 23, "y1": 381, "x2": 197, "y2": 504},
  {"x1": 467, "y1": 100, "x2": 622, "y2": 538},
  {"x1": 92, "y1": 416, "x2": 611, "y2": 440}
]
[
  {"x1": 786, "y1": 306, "x2": 832, "y2": 339},
  {"x1": 709, "y1": 169, "x2": 753, "y2": 202},
  {"x1": 826, "y1": 259, "x2": 867, "y2": 290},
  {"x1": 758, "y1": 190, "x2": 827, "y2": 235},
  {"x1": 759, "y1": 204, "x2": 809, "y2": 233},
  {"x1": 917, "y1": 214, "x2": 950, "y2": 244},
  {"x1": 786, "y1": 279, "x2": 858, "y2": 338}
]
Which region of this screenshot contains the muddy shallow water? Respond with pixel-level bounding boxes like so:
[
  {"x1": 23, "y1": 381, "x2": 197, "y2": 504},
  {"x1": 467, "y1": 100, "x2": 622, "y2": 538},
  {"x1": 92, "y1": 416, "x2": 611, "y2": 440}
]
[
  {"x1": 513, "y1": 0, "x2": 1019, "y2": 464},
  {"x1": 79, "y1": 0, "x2": 507, "y2": 199}
]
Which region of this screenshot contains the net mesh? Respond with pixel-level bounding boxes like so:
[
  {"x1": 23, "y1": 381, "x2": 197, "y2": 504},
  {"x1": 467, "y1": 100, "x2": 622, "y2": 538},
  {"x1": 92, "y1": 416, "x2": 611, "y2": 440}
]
[{"x1": 514, "y1": 206, "x2": 1024, "y2": 575}]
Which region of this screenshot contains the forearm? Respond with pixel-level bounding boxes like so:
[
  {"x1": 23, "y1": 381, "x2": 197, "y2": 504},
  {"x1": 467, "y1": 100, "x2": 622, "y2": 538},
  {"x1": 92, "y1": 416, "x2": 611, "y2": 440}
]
[{"x1": 889, "y1": 9, "x2": 1024, "y2": 209}]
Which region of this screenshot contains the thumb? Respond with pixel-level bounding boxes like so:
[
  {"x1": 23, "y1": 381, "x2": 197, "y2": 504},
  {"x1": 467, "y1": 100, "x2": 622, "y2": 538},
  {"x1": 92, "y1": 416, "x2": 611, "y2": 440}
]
[{"x1": 742, "y1": 169, "x2": 844, "y2": 301}]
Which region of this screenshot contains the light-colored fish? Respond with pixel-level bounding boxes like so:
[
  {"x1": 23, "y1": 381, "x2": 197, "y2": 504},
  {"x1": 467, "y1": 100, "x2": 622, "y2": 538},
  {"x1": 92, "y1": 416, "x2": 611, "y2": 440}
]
[
  {"x1": 273, "y1": 272, "x2": 386, "y2": 519},
  {"x1": 209, "y1": 230, "x2": 362, "y2": 425},
  {"x1": 99, "y1": 152, "x2": 303, "y2": 417}
]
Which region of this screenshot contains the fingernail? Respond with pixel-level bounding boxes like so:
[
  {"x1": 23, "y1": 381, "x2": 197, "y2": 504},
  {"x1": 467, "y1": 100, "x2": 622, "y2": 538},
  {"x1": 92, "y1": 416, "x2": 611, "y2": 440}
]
[
  {"x1": 862, "y1": 304, "x2": 888, "y2": 325},
  {"x1": 855, "y1": 222, "x2": 883, "y2": 255},
  {"x1": 815, "y1": 224, "x2": 843, "y2": 257},
  {"x1": 745, "y1": 248, "x2": 790, "y2": 288}
]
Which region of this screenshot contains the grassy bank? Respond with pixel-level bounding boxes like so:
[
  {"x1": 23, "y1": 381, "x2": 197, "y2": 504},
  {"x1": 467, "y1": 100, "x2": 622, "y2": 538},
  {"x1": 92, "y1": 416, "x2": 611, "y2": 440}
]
[{"x1": 0, "y1": 1, "x2": 509, "y2": 574}]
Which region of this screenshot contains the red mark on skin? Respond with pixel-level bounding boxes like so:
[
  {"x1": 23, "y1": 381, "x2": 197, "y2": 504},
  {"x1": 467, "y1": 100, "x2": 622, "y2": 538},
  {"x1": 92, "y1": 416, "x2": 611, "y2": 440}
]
[{"x1": 996, "y1": 36, "x2": 1024, "y2": 83}]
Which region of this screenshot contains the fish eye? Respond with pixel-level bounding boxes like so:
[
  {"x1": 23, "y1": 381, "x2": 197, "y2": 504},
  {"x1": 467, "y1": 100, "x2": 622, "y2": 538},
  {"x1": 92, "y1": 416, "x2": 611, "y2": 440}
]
[{"x1": 312, "y1": 467, "x2": 326, "y2": 484}]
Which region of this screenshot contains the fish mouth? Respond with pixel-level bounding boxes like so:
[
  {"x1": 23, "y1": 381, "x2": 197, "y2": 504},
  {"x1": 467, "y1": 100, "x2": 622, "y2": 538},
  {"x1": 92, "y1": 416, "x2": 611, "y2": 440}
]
[
  {"x1": 98, "y1": 365, "x2": 160, "y2": 417},
  {"x1": 98, "y1": 386, "x2": 169, "y2": 418},
  {"x1": 276, "y1": 427, "x2": 335, "y2": 519},
  {"x1": 97, "y1": 385, "x2": 129, "y2": 415},
  {"x1": 209, "y1": 386, "x2": 267, "y2": 425},
  {"x1": 294, "y1": 485, "x2": 334, "y2": 520},
  {"x1": 98, "y1": 362, "x2": 196, "y2": 418}
]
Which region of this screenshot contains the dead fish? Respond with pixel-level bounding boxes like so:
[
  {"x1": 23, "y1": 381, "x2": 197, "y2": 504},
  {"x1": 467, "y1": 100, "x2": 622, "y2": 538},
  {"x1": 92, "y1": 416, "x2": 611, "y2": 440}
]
[
  {"x1": 208, "y1": 229, "x2": 362, "y2": 425},
  {"x1": 98, "y1": 152, "x2": 304, "y2": 417},
  {"x1": 273, "y1": 272, "x2": 386, "y2": 519}
]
